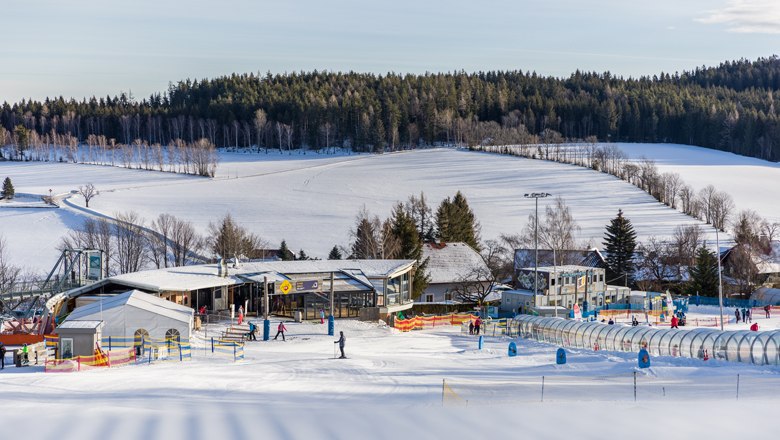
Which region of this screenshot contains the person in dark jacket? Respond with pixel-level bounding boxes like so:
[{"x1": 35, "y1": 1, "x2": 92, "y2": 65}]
[
  {"x1": 468, "y1": 321, "x2": 474, "y2": 335},
  {"x1": 0, "y1": 342, "x2": 6, "y2": 369},
  {"x1": 334, "y1": 331, "x2": 346, "y2": 358},
  {"x1": 764, "y1": 305, "x2": 771, "y2": 318},
  {"x1": 274, "y1": 321, "x2": 287, "y2": 341},
  {"x1": 734, "y1": 308, "x2": 740, "y2": 323}
]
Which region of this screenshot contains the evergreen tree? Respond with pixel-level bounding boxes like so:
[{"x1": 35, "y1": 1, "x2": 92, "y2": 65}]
[
  {"x1": 686, "y1": 246, "x2": 719, "y2": 296},
  {"x1": 328, "y1": 245, "x2": 343, "y2": 260},
  {"x1": 435, "y1": 191, "x2": 481, "y2": 250},
  {"x1": 1, "y1": 177, "x2": 14, "y2": 200},
  {"x1": 278, "y1": 240, "x2": 295, "y2": 261},
  {"x1": 351, "y1": 216, "x2": 379, "y2": 259},
  {"x1": 390, "y1": 203, "x2": 430, "y2": 297},
  {"x1": 297, "y1": 249, "x2": 309, "y2": 260},
  {"x1": 602, "y1": 209, "x2": 638, "y2": 286}
]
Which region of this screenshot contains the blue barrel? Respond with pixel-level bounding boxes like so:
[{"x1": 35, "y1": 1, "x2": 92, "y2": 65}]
[
  {"x1": 328, "y1": 315, "x2": 335, "y2": 336},
  {"x1": 556, "y1": 348, "x2": 567, "y2": 364},
  {"x1": 478, "y1": 335, "x2": 484, "y2": 350},
  {"x1": 508, "y1": 341, "x2": 517, "y2": 357},
  {"x1": 638, "y1": 348, "x2": 651, "y2": 368},
  {"x1": 263, "y1": 319, "x2": 270, "y2": 341}
]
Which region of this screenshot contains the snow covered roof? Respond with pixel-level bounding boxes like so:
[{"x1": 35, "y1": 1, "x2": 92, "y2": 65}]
[
  {"x1": 753, "y1": 241, "x2": 780, "y2": 275},
  {"x1": 105, "y1": 260, "x2": 415, "y2": 293},
  {"x1": 57, "y1": 320, "x2": 104, "y2": 330},
  {"x1": 65, "y1": 290, "x2": 193, "y2": 324},
  {"x1": 514, "y1": 248, "x2": 606, "y2": 270},
  {"x1": 422, "y1": 242, "x2": 488, "y2": 284},
  {"x1": 519, "y1": 265, "x2": 601, "y2": 273}
]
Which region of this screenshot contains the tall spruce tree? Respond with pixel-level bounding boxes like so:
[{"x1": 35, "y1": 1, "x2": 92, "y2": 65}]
[
  {"x1": 278, "y1": 240, "x2": 295, "y2": 261},
  {"x1": 328, "y1": 245, "x2": 343, "y2": 260},
  {"x1": 687, "y1": 246, "x2": 719, "y2": 296},
  {"x1": 435, "y1": 191, "x2": 481, "y2": 251},
  {"x1": 603, "y1": 209, "x2": 637, "y2": 286},
  {"x1": 391, "y1": 203, "x2": 430, "y2": 298},
  {"x1": 1, "y1": 177, "x2": 14, "y2": 200}
]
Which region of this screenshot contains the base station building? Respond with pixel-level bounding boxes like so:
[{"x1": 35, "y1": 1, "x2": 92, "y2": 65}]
[{"x1": 62, "y1": 259, "x2": 416, "y2": 321}]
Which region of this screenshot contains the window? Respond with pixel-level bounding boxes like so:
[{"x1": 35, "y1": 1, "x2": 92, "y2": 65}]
[
  {"x1": 444, "y1": 293, "x2": 452, "y2": 301},
  {"x1": 134, "y1": 329, "x2": 150, "y2": 355},
  {"x1": 165, "y1": 328, "x2": 181, "y2": 342},
  {"x1": 599, "y1": 274, "x2": 604, "y2": 282},
  {"x1": 61, "y1": 338, "x2": 73, "y2": 359},
  {"x1": 425, "y1": 295, "x2": 433, "y2": 303}
]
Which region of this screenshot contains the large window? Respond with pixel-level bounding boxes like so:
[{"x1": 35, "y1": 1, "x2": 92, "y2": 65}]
[{"x1": 387, "y1": 276, "x2": 401, "y2": 305}]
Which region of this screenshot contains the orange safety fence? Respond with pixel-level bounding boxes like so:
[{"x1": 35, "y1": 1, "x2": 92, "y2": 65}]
[
  {"x1": 394, "y1": 313, "x2": 478, "y2": 332},
  {"x1": 44, "y1": 348, "x2": 135, "y2": 373}
]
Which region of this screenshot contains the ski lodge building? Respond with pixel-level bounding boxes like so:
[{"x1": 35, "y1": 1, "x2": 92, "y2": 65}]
[
  {"x1": 418, "y1": 242, "x2": 490, "y2": 304},
  {"x1": 61, "y1": 259, "x2": 416, "y2": 321}
]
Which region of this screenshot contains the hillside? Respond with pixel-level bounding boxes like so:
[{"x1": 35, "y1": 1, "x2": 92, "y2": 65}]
[{"x1": 2, "y1": 146, "x2": 721, "y2": 274}]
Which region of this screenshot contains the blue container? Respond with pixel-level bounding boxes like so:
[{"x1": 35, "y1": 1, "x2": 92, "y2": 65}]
[
  {"x1": 508, "y1": 341, "x2": 517, "y2": 357},
  {"x1": 263, "y1": 319, "x2": 270, "y2": 341},
  {"x1": 328, "y1": 315, "x2": 335, "y2": 336},
  {"x1": 478, "y1": 335, "x2": 484, "y2": 350},
  {"x1": 638, "y1": 348, "x2": 651, "y2": 368},
  {"x1": 556, "y1": 348, "x2": 567, "y2": 364}
]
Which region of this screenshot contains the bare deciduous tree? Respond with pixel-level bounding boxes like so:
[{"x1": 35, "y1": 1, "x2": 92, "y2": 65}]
[
  {"x1": 78, "y1": 183, "x2": 98, "y2": 208},
  {"x1": 113, "y1": 211, "x2": 148, "y2": 274},
  {"x1": 0, "y1": 235, "x2": 21, "y2": 293}
]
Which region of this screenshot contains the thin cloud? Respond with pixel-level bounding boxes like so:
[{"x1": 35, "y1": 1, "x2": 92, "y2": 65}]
[{"x1": 697, "y1": 0, "x2": 780, "y2": 34}]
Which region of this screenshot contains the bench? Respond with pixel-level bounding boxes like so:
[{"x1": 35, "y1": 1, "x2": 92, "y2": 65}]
[{"x1": 221, "y1": 325, "x2": 250, "y2": 342}]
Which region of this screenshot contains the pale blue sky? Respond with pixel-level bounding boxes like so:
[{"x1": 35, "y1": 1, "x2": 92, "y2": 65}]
[{"x1": 2, "y1": 0, "x2": 779, "y2": 103}]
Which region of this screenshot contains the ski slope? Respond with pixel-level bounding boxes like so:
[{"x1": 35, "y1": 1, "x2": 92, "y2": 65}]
[
  {"x1": 1, "y1": 319, "x2": 778, "y2": 439},
  {"x1": 0, "y1": 145, "x2": 762, "y2": 274}
]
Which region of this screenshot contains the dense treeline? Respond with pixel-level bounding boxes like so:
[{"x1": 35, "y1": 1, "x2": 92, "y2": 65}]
[{"x1": 1, "y1": 56, "x2": 779, "y2": 161}]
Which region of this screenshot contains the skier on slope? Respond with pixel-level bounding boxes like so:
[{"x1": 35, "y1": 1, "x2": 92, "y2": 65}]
[
  {"x1": 334, "y1": 331, "x2": 346, "y2": 358},
  {"x1": 274, "y1": 321, "x2": 287, "y2": 341}
]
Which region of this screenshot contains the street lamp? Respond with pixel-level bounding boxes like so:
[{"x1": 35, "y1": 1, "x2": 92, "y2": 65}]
[{"x1": 524, "y1": 192, "x2": 552, "y2": 302}]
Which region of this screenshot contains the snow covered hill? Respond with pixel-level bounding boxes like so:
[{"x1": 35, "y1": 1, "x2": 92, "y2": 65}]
[{"x1": 0, "y1": 146, "x2": 735, "y2": 274}]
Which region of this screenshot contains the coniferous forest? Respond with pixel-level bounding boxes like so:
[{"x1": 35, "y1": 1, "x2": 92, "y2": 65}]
[{"x1": 1, "y1": 56, "x2": 780, "y2": 161}]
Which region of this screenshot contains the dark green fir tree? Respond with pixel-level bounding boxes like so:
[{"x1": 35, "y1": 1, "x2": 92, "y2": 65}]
[{"x1": 603, "y1": 209, "x2": 637, "y2": 286}]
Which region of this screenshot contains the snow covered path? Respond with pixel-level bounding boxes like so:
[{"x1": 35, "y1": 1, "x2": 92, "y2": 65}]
[{"x1": 2, "y1": 320, "x2": 779, "y2": 439}]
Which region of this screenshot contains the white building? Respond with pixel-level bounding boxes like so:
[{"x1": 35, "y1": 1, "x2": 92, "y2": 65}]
[
  {"x1": 513, "y1": 265, "x2": 630, "y2": 310},
  {"x1": 419, "y1": 242, "x2": 490, "y2": 304}
]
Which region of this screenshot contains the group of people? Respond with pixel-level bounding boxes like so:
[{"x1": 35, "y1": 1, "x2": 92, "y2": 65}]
[
  {"x1": 735, "y1": 307, "x2": 752, "y2": 323},
  {"x1": 468, "y1": 317, "x2": 483, "y2": 335}
]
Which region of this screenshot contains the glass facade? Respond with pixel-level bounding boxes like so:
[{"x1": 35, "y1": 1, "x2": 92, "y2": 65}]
[{"x1": 514, "y1": 315, "x2": 780, "y2": 365}]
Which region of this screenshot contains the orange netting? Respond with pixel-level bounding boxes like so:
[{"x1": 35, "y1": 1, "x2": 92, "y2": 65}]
[{"x1": 394, "y1": 313, "x2": 478, "y2": 332}]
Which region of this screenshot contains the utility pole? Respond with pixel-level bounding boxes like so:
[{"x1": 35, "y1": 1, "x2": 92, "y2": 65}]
[{"x1": 716, "y1": 228, "x2": 724, "y2": 331}]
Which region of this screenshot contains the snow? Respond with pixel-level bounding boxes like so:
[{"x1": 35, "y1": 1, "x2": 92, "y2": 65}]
[
  {"x1": 1, "y1": 319, "x2": 778, "y2": 439},
  {"x1": 0, "y1": 144, "x2": 772, "y2": 278},
  {"x1": 619, "y1": 143, "x2": 780, "y2": 223},
  {"x1": 422, "y1": 242, "x2": 488, "y2": 283}
]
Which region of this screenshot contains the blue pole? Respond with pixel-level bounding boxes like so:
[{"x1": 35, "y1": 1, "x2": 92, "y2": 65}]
[
  {"x1": 211, "y1": 337, "x2": 214, "y2": 353},
  {"x1": 478, "y1": 335, "x2": 484, "y2": 350},
  {"x1": 263, "y1": 319, "x2": 270, "y2": 341},
  {"x1": 328, "y1": 315, "x2": 335, "y2": 336},
  {"x1": 233, "y1": 344, "x2": 236, "y2": 362},
  {"x1": 179, "y1": 342, "x2": 183, "y2": 362},
  {"x1": 109, "y1": 336, "x2": 112, "y2": 351}
]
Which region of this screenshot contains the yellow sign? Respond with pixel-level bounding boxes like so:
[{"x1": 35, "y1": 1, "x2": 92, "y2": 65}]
[{"x1": 279, "y1": 280, "x2": 292, "y2": 295}]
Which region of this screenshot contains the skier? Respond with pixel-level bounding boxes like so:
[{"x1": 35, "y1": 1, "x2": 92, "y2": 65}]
[
  {"x1": 734, "y1": 309, "x2": 740, "y2": 323},
  {"x1": 334, "y1": 331, "x2": 346, "y2": 358},
  {"x1": 765, "y1": 305, "x2": 771, "y2": 319},
  {"x1": 608, "y1": 318, "x2": 614, "y2": 325},
  {"x1": 671, "y1": 315, "x2": 679, "y2": 329},
  {"x1": 320, "y1": 309, "x2": 325, "y2": 325},
  {"x1": 0, "y1": 342, "x2": 6, "y2": 369},
  {"x1": 237, "y1": 305, "x2": 244, "y2": 325},
  {"x1": 21, "y1": 343, "x2": 29, "y2": 366},
  {"x1": 741, "y1": 308, "x2": 747, "y2": 323},
  {"x1": 745, "y1": 308, "x2": 751, "y2": 323},
  {"x1": 248, "y1": 321, "x2": 257, "y2": 341},
  {"x1": 274, "y1": 321, "x2": 287, "y2": 341},
  {"x1": 631, "y1": 316, "x2": 639, "y2": 327},
  {"x1": 474, "y1": 317, "x2": 482, "y2": 335}
]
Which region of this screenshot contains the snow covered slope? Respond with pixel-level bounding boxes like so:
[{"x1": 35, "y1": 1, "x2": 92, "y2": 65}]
[
  {"x1": 2, "y1": 148, "x2": 720, "y2": 273},
  {"x1": 619, "y1": 143, "x2": 780, "y2": 222}
]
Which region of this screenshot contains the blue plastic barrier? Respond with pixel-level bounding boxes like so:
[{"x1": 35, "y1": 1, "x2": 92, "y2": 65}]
[
  {"x1": 508, "y1": 342, "x2": 517, "y2": 357},
  {"x1": 638, "y1": 348, "x2": 650, "y2": 368},
  {"x1": 556, "y1": 348, "x2": 567, "y2": 365},
  {"x1": 478, "y1": 335, "x2": 484, "y2": 350}
]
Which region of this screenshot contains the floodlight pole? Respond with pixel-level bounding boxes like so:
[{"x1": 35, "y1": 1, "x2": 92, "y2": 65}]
[
  {"x1": 524, "y1": 193, "x2": 551, "y2": 306},
  {"x1": 716, "y1": 228, "x2": 724, "y2": 331}
]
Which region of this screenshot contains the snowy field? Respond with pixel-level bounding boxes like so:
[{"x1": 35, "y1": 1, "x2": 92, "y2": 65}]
[
  {"x1": 620, "y1": 143, "x2": 780, "y2": 223},
  {"x1": 1, "y1": 147, "x2": 718, "y2": 274},
  {"x1": 1, "y1": 319, "x2": 779, "y2": 439}
]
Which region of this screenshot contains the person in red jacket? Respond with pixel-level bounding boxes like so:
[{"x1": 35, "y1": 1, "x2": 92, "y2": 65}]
[
  {"x1": 750, "y1": 322, "x2": 759, "y2": 331},
  {"x1": 274, "y1": 321, "x2": 287, "y2": 341},
  {"x1": 671, "y1": 315, "x2": 679, "y2": 329},
  {"x1": 474, "y1": 317, "x2": 482, "y2": 335}
]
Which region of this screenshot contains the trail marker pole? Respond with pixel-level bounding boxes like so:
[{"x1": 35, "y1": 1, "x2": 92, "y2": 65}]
[
  {"x1": 736, "y1": 374, "x2": 740, "y2": 400},
  {"x1": 633, "y1": 371, "x2": 637, "y2": 401},
  {"x1": 541, "y1": 376, "x2": 545, "y2": 403}
]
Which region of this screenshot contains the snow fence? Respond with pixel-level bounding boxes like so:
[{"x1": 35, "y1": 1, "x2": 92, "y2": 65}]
[
  {"x1": 394, "y1": 313, "x2": 477, "y2": 332},
  {"x1": 513, "y1": 315, "x2": 780, "y2": 366}
]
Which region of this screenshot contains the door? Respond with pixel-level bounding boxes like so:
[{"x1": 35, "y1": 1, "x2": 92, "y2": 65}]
[{"x1": 61, "y1": 338, "x2": 74, "y2": 359}]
